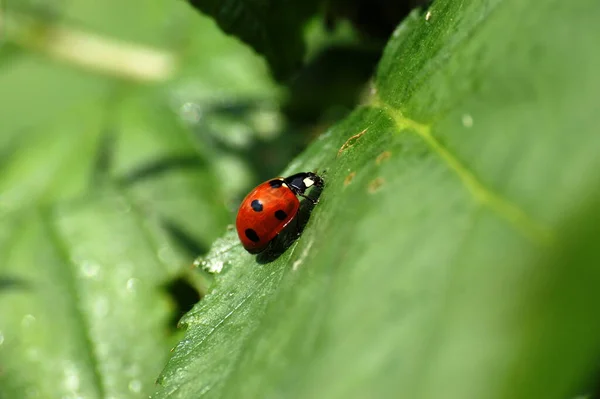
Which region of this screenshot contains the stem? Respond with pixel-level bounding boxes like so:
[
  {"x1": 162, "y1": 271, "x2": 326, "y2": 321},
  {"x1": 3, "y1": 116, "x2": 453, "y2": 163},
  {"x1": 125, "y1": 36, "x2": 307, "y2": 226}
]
[{"x1": 0, "y1": 10, "x2": 176, "y2": 82}]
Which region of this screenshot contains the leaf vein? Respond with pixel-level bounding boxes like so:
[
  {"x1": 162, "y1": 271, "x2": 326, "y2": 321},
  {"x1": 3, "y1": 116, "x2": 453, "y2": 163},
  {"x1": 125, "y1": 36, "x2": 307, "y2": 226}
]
[
  {"x1": 370, "y1": 102, "x2": 553, "y2": 245},
  {"x1": 161, "y1": 268, "x2": 283, "y2": 398},
  {"x1": 40, "y1": 209, "x2": 107, "y2": 398}
]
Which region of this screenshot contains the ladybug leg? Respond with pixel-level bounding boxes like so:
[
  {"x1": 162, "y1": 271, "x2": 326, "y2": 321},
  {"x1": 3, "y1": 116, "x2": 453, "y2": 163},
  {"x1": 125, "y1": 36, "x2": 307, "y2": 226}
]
[
  {"x1": 299, "y1": 193, "x2": 318, "y2": 205},
  {"x1": 294, "y1": 213, "x2": 302, "y2": 236}
]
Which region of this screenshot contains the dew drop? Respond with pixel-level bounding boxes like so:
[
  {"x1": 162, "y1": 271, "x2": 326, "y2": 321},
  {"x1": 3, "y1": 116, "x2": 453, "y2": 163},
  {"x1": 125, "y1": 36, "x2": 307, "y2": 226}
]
[
  {"x1": 94, "y1": 297, "x2": 109, "y2": 317},
  {"x1": 158, "y1": 246, "x2": 174, "y2": 263},
  {"x1": 250, "y1": 107, "x2": 282, "y2": 138},
  {"x1": 64, "y1": 367, "x2": 80, "y2": 391},
  {"x1": 81, "y1": 261, "x2": 100, "y2": 278},
  {"x1": 128, "y1": 379, "x2": 142, "y2": 393},
  {"x1": 462, "y1": 113, "x2": 474, "y2": 128},
  {"x1": 126, "y1": 278, "x2": 139, "y2": 293},
  {"x1": 180, "y1": 102, "x2": 203, "y2": 124},
  {"x1": 192, "y1": 257, "x2": 203, "y2": 268},
  {"x1": 204, "y1": 260, "x2": 224, "y2": 274},
  {"x1": 21, "y1": 314, "x2": 36, "y2": 328}
]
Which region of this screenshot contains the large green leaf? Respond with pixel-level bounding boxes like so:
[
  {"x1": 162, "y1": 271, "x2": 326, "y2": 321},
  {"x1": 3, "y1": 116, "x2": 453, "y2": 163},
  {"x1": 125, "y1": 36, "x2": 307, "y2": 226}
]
[
  {"x1": 155, "y1": 0, "x2": 600, "y2": 398},
  {"x1": 186, "y1": 0, "x2": 322, "y2": 80}
]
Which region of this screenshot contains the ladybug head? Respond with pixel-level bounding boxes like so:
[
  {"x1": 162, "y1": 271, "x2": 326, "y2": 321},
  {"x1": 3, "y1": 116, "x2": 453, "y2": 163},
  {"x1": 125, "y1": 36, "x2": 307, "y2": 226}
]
[{"x1": 284, "y1": 172, "x2": 324, "y2": 195}]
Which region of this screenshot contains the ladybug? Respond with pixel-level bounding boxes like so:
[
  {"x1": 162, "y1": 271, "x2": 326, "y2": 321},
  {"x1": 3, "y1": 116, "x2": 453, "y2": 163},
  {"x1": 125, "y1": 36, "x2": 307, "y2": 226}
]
[{"x1": 236, "y1": 172, "x2": 324, "y2": 254}]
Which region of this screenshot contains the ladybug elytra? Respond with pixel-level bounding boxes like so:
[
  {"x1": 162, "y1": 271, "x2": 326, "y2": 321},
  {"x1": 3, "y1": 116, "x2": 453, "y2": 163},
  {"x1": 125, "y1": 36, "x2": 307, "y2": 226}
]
[{"x1": 236, "y1": 172, "x2": 324, "y2": 254}]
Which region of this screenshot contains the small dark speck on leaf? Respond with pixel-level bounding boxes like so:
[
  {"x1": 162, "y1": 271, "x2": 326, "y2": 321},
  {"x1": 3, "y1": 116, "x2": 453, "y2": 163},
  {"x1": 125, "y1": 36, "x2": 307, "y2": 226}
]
[
  {"x1": 344, "y1": 171, "x2": 356, "y2": 186},
  {"x1": 368, "y1": 177, "x2": 385, "y2": 193},
  {"x1": 376, "y1": 151, "x2": 392, "y2": 165}
]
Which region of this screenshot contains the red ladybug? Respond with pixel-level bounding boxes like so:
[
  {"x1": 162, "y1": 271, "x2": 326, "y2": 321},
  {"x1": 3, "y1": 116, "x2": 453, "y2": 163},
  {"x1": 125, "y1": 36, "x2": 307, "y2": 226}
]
[{"x1": 236, "y1": 172, "x2": 324, "y2": 254}]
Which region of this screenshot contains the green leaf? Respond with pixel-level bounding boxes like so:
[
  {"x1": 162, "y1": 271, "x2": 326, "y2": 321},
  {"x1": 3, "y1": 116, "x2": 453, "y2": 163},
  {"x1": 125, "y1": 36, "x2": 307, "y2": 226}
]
[
  {"x1": 186, "y1": 0, "x2": 322, "y2": 80},
  {"x1": 155, "y1": 0, "x2": 600, "y2": 398},
  {"x1": 0, "y1": 0, "x2": 278, "y2": 397},
  {"x1": 0, "y1": 195, "x2": 174, "y2": 398}
]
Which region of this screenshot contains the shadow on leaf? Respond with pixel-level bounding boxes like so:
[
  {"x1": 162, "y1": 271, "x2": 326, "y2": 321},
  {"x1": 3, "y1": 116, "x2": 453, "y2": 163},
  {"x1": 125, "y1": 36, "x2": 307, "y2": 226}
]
[
  {"x1": 163, "y1": 277, "x2": 201, "y2": 331},
  {"x1": 161, "y1": 219, "x2": 209, "y2": 258},
  {"x1": 0, "y1": 276, "x2": 31, "y2": 292},
  {"x1": 117, "y1": 155, "x2": 208, "y2": 186}
]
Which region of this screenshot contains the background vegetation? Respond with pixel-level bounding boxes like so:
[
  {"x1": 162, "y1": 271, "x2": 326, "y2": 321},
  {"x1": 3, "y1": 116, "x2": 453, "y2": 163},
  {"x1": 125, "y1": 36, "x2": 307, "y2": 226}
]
[{"x1": 1, "y1": 0, "x2": 599, "y2": 398}]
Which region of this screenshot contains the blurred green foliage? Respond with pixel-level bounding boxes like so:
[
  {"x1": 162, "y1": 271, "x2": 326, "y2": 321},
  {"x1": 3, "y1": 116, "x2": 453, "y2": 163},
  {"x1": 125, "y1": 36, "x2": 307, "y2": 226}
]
[
  {"x1": 1, "y1": 0, "x2": 600, "y2": 398},
  {"x1": 0, "y1": 0, "x2": 381, "y2": 397},
  {"x1": 0, "y1": 0, "x2": 290, "y2": 397}
]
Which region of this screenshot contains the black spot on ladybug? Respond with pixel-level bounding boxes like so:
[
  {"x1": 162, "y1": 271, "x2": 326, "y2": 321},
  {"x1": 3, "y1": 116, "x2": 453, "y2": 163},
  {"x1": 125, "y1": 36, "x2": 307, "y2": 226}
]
[
  {"x1": 274, "y1": 210, "x2": 287, "y2": 221},
  {"x1": 245, "y1": 228, "x2": 260, "y2": 243},
  {"x1": 250, "y1": 199, "x2": 263, "y2": 212},
  {"x1": 269, "y1": 179, "x2": 283, "y2": 188}
]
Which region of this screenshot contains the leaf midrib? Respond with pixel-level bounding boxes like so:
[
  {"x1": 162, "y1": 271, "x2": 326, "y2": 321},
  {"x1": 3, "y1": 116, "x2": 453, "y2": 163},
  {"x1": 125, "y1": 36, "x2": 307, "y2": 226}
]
[
  {"x1": 41, "y1": 208, "x2": 107, "y2": 398},
  {"x1": 367, "y1": 99, "x2": 552, "y2": 244}
]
